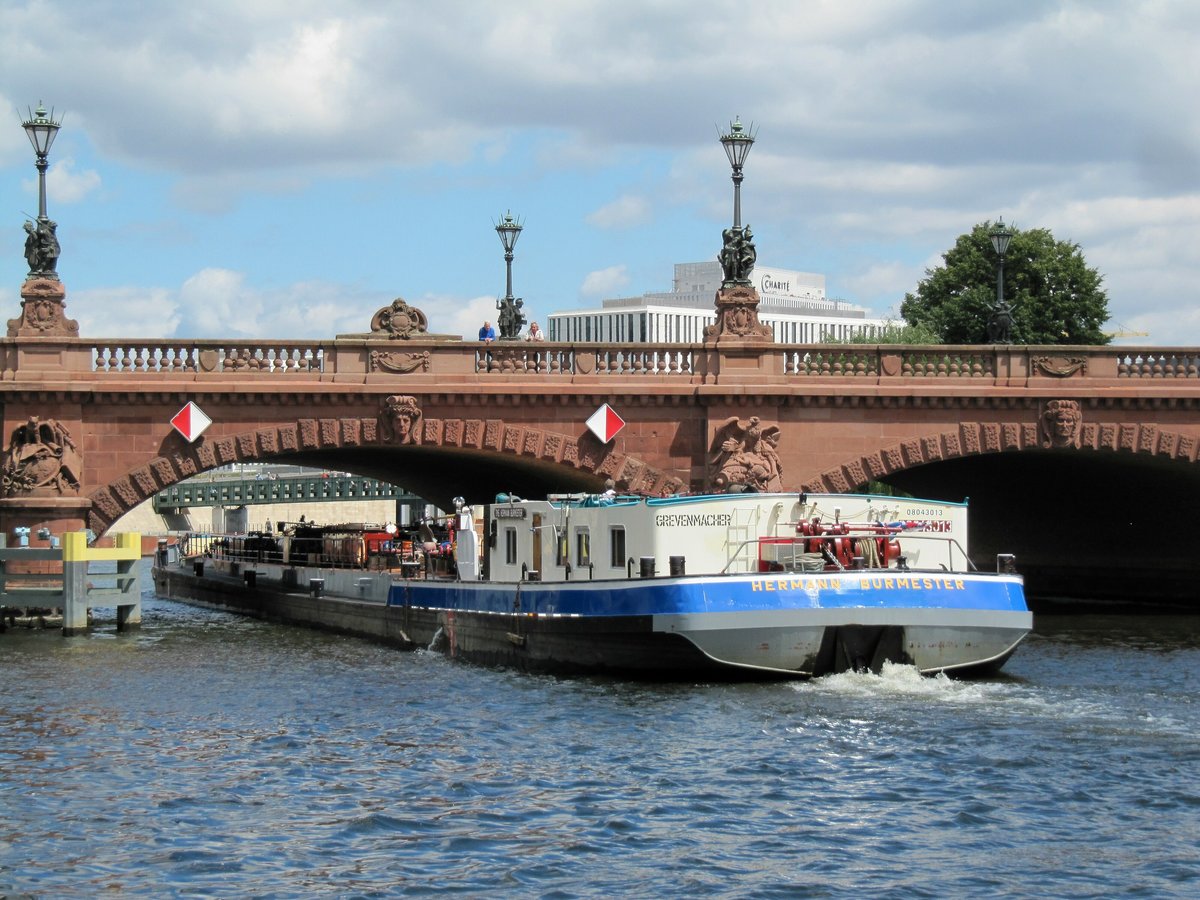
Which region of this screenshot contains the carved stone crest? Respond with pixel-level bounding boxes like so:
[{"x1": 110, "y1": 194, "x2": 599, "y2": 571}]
[
  {"x1": 1032, "y1": 356, "x2": 1088, "y2": 378},
  {"x1": 709, "y1": 415, "x2": 783, "y2": 492},
  {"x1": 7, "y1": 278, "x2": 79, "y2": 337},
  {"x1": 1, "y1": 416, "x2": 82, "y2": 495},
  {"x1": 370, "y1": 297, "x2": 429, "y2": 339},
  {"x1": 1039, "y1": 399, "x2": 1082, "y2": 448},
  {"x1": 379, "y1": 395, "x2": 422, "y2": 443},
  {"x1": 370, "y1": 350, "x2": 431, "y2": 374},
  {"x1": 704, "y1": 285, "x2": 773, "y2": 342}
]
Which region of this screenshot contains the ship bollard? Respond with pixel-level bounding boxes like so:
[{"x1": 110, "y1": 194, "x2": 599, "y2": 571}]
[
  {"x1": 669, "y1": 555, "x2": 686, "y2": 576},
  {"x1": 309, "y1": 578, "x2": 324, "y2": 598},
  {"x1": 639, "y1": 556, "x2": 656, "y2": 578},
  {"x1": 193, "y1": 560, "x2": 204, "y2": 577},
  {"x1": 996, "y1": 554, "x2": 1016, "y2": 574},
  {"x1": 244, "y1": 570, "x2": 257, "y2": 588}
]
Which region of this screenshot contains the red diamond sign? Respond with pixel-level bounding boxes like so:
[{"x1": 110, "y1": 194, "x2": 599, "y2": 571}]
[
  {"x1": 585, "y1": 403, "x2": 626, "y2": 443},
  {"x1": 171, "y1": 401, "x2": 212, "y2": 443}
]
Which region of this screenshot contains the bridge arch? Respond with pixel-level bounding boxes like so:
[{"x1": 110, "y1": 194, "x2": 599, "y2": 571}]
[
  {"x1": 803, "y1": 419, "x2": 1200, "y2": 494},
  {"x1": 86, "y1": 413, "x2": 682, "y2": 535}
]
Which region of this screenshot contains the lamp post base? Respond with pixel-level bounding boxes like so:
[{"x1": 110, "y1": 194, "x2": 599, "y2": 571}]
[
  {"x1": 8, "y1": 278, "x2": 79, "y2": 338},
  {"x1": 704, "y1": 285, "x2": 773, "y2": 342}
]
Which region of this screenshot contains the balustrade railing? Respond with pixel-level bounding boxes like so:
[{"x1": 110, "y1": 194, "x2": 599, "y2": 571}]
[
  {"x1": 782, "y1": 348, "x2": 879, "y2": 377},
  {"x1": 90, "y1": 342, "x2": 326, "y2": 374},
  {"x1": 899, "y1": 349, "x2": 995, "y2": 377},
  {"x1": 4, "y1": 336, "x2": 1200, "y2": 385},
  {"x1": 1114, "y1": 350, "x2": 1200, "y2": 378},
  {"x1": 473, "y1": 344, "x2": 699, "y2": 375}
]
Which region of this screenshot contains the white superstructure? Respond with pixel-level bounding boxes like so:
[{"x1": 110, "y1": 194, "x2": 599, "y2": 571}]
[{"x1": 547, "y1": 261, "x2": 885, "y2": 343}]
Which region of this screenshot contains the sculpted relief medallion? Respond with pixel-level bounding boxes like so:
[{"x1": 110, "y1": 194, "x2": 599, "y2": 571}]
[
  {"x1": 1, "y1": 416, "x2": 82, "y2": 495},
  {"x1": 709, "y1": 415, "x2": 783, "y2": 492},
  {"x1": 370, "y1": 297, "x2": 429, "y2": 340}
]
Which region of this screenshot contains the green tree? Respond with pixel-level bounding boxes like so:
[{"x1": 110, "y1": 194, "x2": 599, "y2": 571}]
[
  {"x1": 825, "y1": 318, "x2": 942, "y2": 344},
  {"x1": 900, "y1": 221, "x2": 1111, "y2": 345}
]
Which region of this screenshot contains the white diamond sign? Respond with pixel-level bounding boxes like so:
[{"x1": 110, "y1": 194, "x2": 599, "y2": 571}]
[
  {"x1": 585, "y1": 403, "x2": 626, "y2": 443},
  {"x1": 171, "y1": 401, "x2": 212, "y2": 443}
]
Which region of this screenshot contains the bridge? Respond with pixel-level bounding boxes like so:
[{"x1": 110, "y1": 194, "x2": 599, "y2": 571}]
[
  {"x1": 151, "y1": 472, "x2": 412, "y2": 512},
  {"x1": 3, "y1": 283, "x2": 1200, "y2": 607}
]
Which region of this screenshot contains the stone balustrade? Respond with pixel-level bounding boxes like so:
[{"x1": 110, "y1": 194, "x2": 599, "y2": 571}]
[{"x1": 1, "y1": 337, "x2": 1197, "y2": 386}]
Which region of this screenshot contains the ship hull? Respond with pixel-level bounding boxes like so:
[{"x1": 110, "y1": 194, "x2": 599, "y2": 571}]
[{"x1": 155, "y1": 560, "x2": 1029, "y2": 679}]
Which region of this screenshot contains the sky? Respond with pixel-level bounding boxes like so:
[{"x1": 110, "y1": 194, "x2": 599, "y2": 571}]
[{"x1": 0, "y1": 0, "x2": 1197, "y2": 344}]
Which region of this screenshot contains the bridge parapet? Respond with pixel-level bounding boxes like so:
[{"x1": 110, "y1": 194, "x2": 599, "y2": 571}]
[{"x1": 2, "y1": 337, "x2": 1200, "y2": 388}]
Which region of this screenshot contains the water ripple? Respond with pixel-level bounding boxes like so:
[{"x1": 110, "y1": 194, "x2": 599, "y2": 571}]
[{"x1": 1, "y1": 595, "x2": 1198, "y2": 896}]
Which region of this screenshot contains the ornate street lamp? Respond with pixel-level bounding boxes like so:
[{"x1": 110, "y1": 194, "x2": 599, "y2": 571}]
[
  {"x1": 716, "y1": 118, "x2": 758, "y2": 290},
  {"x1": 986, "y1": 218, "x2": 1015, "y2": 344},
  {"x1": 719, "y1": 117, "x2": 755, "y2": 229},
  {"x1": 20, "y1": 102, "x2": 63, "y2": 281},
  {"x1": 707, "y1": 118, "x2": 771, "y2": 342},
  {"x1": 23, "y1": 102, "x2": 61, "y2": 222},
  {"x1": 12, "y1": 101, "x2": 76, "y2": 337},
  {"x1": 494, "y1": 211, "x2": 526, "y2": 340}
]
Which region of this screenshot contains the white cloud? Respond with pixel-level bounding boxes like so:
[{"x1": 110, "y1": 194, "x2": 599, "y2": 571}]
[
  {"x1": 580, "y1": 265, "x2": 629, "y2": 299},
  {"x1": 46, "y1": 157, "x2": 102, "y2": 205},
  {"x1": 586, "y1": 195, "x2": 651, "y2": 230},
  {"x1": 424, "y1": 293, "x2": 497, "y2": 340},
  {"x1": 72, "y1": 286, "x2": 181, "y2": 339}
]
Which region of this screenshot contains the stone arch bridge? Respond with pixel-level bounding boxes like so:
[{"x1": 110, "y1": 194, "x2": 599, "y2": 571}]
[{"x1": 3, "y1": 333, "x2": 1200, "y2": 605}]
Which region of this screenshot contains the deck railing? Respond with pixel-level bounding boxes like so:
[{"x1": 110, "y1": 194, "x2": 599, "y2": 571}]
[{"x1": 2, "y1": 337, "x2": 1198, "y2": 385}]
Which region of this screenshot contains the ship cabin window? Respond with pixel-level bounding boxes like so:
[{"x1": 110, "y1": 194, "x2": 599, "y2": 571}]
[
  {"x1": 504, "y1": 527, "x2": 517, "y2": 565},
  {"x1": 609, "y1": 525, "x2": 626, "y2": 568},
  {"x1": 556, "y1": 530, "x2": 568, "y2": 567},
  {"x1": 575, "y1": 528, "x2": 591, "y2": 567}
]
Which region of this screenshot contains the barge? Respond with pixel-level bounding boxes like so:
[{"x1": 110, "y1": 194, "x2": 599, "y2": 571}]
[{"x1": 153, "y1": 491, "x2": 1031, "y2": 679}]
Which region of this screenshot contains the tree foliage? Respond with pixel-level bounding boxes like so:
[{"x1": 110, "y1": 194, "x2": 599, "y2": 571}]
[
  {"x1": 900, "y1": 222, "x2": 1111, "y2": 345},
  {"x1": 825, "y1": 318, "x2": 942, "y2": 345}
]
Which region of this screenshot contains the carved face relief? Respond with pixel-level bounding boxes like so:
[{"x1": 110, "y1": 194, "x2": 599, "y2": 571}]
[
  {"x1": 1040, "y1": 399, "x2": 1082, "y2": 448},
  {"x1": 379, "y1": 395, "x2": 423, "y2": 444}
]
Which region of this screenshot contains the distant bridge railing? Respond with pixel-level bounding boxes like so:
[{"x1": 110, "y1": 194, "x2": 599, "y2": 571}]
[
  {"x1": 152, "y1": 474, "x2": 414, "y2": 512},
  {"x1": 3, "y1": 337, "x2": 1199, "y2": 383}
]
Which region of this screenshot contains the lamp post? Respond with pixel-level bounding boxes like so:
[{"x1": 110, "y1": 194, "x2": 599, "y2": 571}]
[
  {"x1": 23, "y1": 102, "x2": 60, "y2": 222},
  {"x1": 21, "y1": 102, "x2": 63, "y2": 280},
  {"x1": 494, "y1": 211, "x2": 526, "y2": 339},
  {"x1": 716, "y1": 118, "x2": 758, "y2": 290},
  {"x1": 719, "y1": 117, "x2": 755, "y2": 230},
  {"x1": 987, "y1": 218, "x2": 1014, "y2": 344},
  {"x1": 707, "y1": 118, "x2": 771, "y2": 342}
]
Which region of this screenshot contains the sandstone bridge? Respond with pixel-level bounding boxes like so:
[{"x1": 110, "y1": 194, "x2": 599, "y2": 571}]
[{"x1": 3, "y1": 317, "x2": 1199, "y2": 607}]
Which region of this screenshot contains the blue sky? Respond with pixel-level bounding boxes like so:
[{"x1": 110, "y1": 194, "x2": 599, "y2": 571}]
[{"x1": 0, "y1": 0, "x2": 1197, "y2": 343}]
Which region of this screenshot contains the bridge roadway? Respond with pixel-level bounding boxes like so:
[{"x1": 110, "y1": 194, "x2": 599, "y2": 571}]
[{"x1": 3, "y1": 333, "x2": 1200, "y2": 606}]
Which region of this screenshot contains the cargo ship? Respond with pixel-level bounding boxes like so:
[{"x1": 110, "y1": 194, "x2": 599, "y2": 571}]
[{"x1": 153, "y1": 491, "x2": 1031, "y2": 679}]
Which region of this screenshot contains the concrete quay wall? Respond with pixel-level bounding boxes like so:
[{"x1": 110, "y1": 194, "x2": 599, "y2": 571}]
[{"x1": 110, "y1": 497, "x2": 403, "y2": 538}]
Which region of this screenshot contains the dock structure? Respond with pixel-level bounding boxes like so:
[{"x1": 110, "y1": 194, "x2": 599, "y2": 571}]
[{"x1": 0, "y1": 532, "x2": 142, "y2": 636}]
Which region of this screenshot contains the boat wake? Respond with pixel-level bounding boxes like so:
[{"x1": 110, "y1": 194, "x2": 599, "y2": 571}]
[{"x1": 794, "y1": 661, "x2": 999, "y2": 703}]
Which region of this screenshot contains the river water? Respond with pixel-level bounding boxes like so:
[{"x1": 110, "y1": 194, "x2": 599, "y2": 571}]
[{"x1": 2, "y1": 570, "x2": 1198, "y2": 898}]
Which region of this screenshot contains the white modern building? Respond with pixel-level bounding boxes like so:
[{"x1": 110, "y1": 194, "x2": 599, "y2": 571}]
[{"x1": 547, "y1": 261, "x2": 885, "y2": 343}]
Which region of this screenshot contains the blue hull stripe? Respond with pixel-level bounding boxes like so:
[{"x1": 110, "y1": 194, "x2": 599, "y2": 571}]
[{"x1": 389, "y1": 573, "x2": 1027, "y2": 618}]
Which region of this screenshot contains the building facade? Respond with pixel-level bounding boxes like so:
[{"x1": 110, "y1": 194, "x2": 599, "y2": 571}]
[{"x1": 547, "y1": 261, "x2": 884, "y2": 343}]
